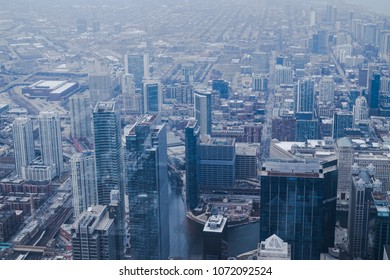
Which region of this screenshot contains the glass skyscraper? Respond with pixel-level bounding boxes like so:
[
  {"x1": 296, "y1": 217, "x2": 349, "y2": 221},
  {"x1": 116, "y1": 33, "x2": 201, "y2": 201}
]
[
  {"x1": 260, "y1": 159, "x2": 338, "y2": 260},
  {"x1": 93, "y1": 101, "x2": 125, "y2": 259},
  {"x1": 125, "y1": 114, "x2": 170, "y2": 260}
]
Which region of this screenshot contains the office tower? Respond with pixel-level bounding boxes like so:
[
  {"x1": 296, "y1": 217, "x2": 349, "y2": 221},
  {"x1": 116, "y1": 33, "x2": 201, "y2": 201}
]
[
  {"x1": 372, "y1": 190, "x2": 390, "y2": 260},
  {"x1": 143, "y1": 80, "x2": 161, "y2": 114},
  {"x1": 175, "y1": 82, "x2": 193, "y2": 105},
  {"x1": 257, "y1": 234, "x2": 291, "y2": 260},
  {"x1": 368, "y1": 71, "x2": 381, "y2": 116},
  {"x1": 363, "y1": 23, "x2": 378, "y2": 46},
  {"x1": 260, "y1": 159, "x2": 338, "y2": 260},
  {"x1": 335, "y1": 137, "x2": 354, "y2": 204},
  {"x1": 38, "y1": 111, "x2": 64, "y2": 177},
  {"x1": 203, "y1": 215, "x2": 228, "y2": 260},
  {"x1": 353, "y1": 96, "x2": 369, "y2": 125},
  {"x1": 69, "y1": 95, "x2": 92, "y2": 139},
  {"x1": 12, "y1": 117, "x2": 35, "y2": 179},
  {"x1": 325, "y1": 5, "x2": 337, "y2": 26},
  {"x1": 125, "y1": 53, "x2": 149, "y2": 88},
  {"x1": 122, "y1": 73, "x2": 142, "y2": 115},
  {"x1": 212, "y1": 80, "x2": 229, "y2": 99},
  {"x1": 274, "y1": 65, "x2": 293, "y2": 86},
  {"x1": 235, "y1": 143, "x2": 259, "y2": 180},
  {"x1": 93, "y1": 101, "x2": 125, "y2": 259},
  {"x1": 71, "y1": 151, "x2": 97, "y2": 219},
  {"x1": 295, "y1": 112, "x2": 319, "y2": 141},
  {"x1": 194, "y1": 89, "x2": 212, "y2": 135},
  {"x1": 125, "y1": 114, "x2": 170, "y2": 260},
  {"x1": 348, "y1": 165, "x2": 380, "y2": 259},
  {"x1": 319, "y1": 76, "x2": 334, "y2": 104},
  {"x1": 295, "y1": 78, "x2": 314, "y2": 113},
  {"x1": 252, "y1": 52, "x2": 269, "y2": 74},
  {"x1": 198, "y1": 136, "x2": 235, "y2": 192},
  {"x1": 379, "y1": 31, "x2": 390, "y2": 61},
  {"x1": 312, "y1": 31, "x2": 328, "y2": 54},
  {"x1": 185, "y1": 119, "x2": 200, "y2": 211},
  {"x1": 88, "y1": 72, "x2": 112, "y2": 104},
  {"x1": 252, "y1": 74, "x2": 269, "y2": 92},
  {"x1": 71, "y1": 205, "x2": 117, "y2": 260},
  {"x1": 332, "y1": 111, "x2": 353, "y2": 139}
]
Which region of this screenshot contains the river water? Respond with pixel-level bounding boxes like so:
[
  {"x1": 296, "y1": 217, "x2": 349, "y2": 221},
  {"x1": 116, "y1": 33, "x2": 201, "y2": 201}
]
[{"x1": 168, "y1": 188, "x2": 260, "y2": 259}]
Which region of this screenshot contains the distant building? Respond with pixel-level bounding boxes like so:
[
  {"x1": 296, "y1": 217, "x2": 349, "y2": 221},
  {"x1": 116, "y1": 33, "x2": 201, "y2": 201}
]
[
  {"x1": 125, "y1": 53, "x2": 149, "y2": 88},
  {"x1": 88, "y1": 73, "x2": 112, "y2": 104},
  {"x1": 295, "y1": 78, "x2": 314, "y2": 113},
  {"x1": 203, "y1": 215, "x2": 228, "y2": 260},
  {"x1": 212, "y1": 80, "x2": 229, "y2": 99},
  {"x1": 335, "y1": 137, "x2": 354, "y2": 203},
  {"x1": 22, "y1": 80, "x2": 78, "y2": 100},
  {"x1": 143, "y1": 80, "x2": 162, "y2": 114},
  {"x1": 368, "y1": 71, "x2": 381, "y2": 116},
  {"x1": 71, "y1": 205, "x2": 117, "y2": 260},
  {"x1": 185, "y1": 120, "x2": 200, "y2": 211},
  {"x1": 333, "y1": 111, "x2": 353, "y2": 139},
  {"x1": 0, "y1": 208, "x2": 23, "y2": 243},
  {"x1": 235, "y1": 143, "x2": 259, "y2": 180},
  {"x1": 319, "y1": 76, "x2": 334, "y2": 104}
]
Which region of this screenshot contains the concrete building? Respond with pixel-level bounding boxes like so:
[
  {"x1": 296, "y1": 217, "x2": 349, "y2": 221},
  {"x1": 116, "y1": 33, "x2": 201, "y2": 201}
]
[
  {"x1": 125, "y1": 53, "x2": 149, "y2": 88},
  {"x1": 335, "y1": 137, "x2": 354, "y2": 203},
  {"x1": 71, "y1": 151, "x2": 97, "y2": 219},
  {"x1": 38, "y1": 111, "x2": 64, "y2": 177},
  {"x1": 69, "y1": 95, "x2": 92, "y2": 140},
  {"x1": 12, "y1": 117, "x2": 35, "y2": 179},
  {"x1": 88, "y1": 73, "x2": 112, "y2": 104},
  {"x1": 319, "y1": 76, "x2": 334, "y2": 104},
  {"x1": 71, "y1": 205, "x2": 117, "y2": 260},
  {"x1": 235, "y1": 143, "x2": 259, "y2": 180}
]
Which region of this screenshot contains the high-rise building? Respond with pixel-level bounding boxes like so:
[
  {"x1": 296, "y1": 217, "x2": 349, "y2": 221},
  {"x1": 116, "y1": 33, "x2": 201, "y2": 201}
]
[
  {"x1": 274, "y1": 65, "x2": 293, "y2": 86},
  {"x1": 198, "y1": 136, "x2": 235, "y2": 192},
  {"x1": 332, "y1": 111, "x2": 353, "y2": 139},
  {"x1": 325, "y1": 5, "x2": 337, "y2": 26},
  {"x1": 295, "y1": 78, "x2": 314, "y2": 113},
  {"x1": 69, "y1": 95, "x2": 92, "y2": 139},
  {"x1": 252, "y1": 74, "x2": 269, "y2": 92},
  {"x1": 363, "y1": 23, "x2": 378, "y2": 46},
  {"x1": 125, "y1": 114, "x2": 170, "y2": 260},
  {"x1": 368, "y1": 71, "x2": 381, "y2": 116},
  {"x1": 125, "y1": 53, "x2": 149, "y2": 88},
  {"x1": 38, "y1": 111, "x2": 64, "y2": 177},
  {"x1": 353, "y1": 96, "x2": 369, "y2": 125},
  {"x1": 93, "y1": 101, "x2": 125, "y2": 259},
  {"x1": 212, "y1": 80, "x2": 229, "y2": 99},
  {"x1": 71, "y1": 205, "x2": 117, "y2": 260},
  {"x1": 348, "y1": 165, "x2": 380, "y2": 259},
  {"x1": 319, "y1": 76, "x2": 334, "y2": 104},
  {"x1": 260, "y1": 159, "x2": 338, "y2": 260},
  {"x1": 185, "y1": 119, "x2": 200, "y2": 211},
  {"x1": 12, "y1": 117, "x2": 35, "y2": 179},
  {"x1": 235, "y1": 143, "x2": 259, "y2": 180},
  {"x1": 89, "y1": 73, "x2": 112, "y2": 104},
  {"x1": 122, "y1": 73, "x2": 142, "y2": 115},
  {"x1": 203, "y1": 215, "x2": 228, "y2": 260},
  {"x1": 335, "y1": 137, "x2": 354, "y2": 204},
  {"x1": 194, "y1": 89, "x2": 212, "y2": 135},
  {"x1": 312, "y1": 31, "x2": 328, "y2": 54},
  {"x1": 71, "y1": 151, "x2": 97, "y2": 219},
  {"x1": 295, "y1": 112, "x2": 318, "y2": 141},
  {"x1": 143, "y1": 80, "x2": 161, "y2": 114}
]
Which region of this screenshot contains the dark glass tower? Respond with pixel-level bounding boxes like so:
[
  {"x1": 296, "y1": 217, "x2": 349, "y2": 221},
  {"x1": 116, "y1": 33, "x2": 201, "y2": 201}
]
[
  {"x1": 93, "y1": 101, "x2": 125, "y2": 259},
  {"x1": 368, "y1": 71, "x2": 381, "y2": 116},
  {"x1": 125, "y1": 114, "x2": 170, "y2": 260},
  {"x1": 185, "y1": 119, "x2": 200, "y2": 211},
  {"x1": 260, "y1": 159, "x2": 337, "y2": 260}
]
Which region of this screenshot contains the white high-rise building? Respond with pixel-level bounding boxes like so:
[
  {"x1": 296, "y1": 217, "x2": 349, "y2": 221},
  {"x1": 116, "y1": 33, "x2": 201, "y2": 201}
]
[
  {"x1": 319, "y1": 76, "x2": 334, "y2": 104},
  {"x1": 12, "y1": 117, "x2": 35, "y2": 178},
  {"x1": 122, "y1": 73, "x2": 142, "y2": 115},
  {"x1": 353, "y1": 96, "x2": 369, "y2": 125},
  {"x1": 194, "y1": 89, "x2": 212, "y2": 135},
  {"x1": 38, "y1": 111, "x2": 64, "y2": 177},
  {"x1": 274, "y1": 65, "x2": 293, "y2": 86},
  {"x1": 71, "y1": 151, "x2": 97, "y2": 219},
  {"x1": 69, "y1": 95, "x2": 92, "y2": 139}
]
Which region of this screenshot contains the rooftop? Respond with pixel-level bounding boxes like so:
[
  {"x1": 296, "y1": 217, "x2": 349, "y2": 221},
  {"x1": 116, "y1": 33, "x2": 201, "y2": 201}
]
[{"x1": 203, "y1": 215, "x2": 227, "y2": 233}]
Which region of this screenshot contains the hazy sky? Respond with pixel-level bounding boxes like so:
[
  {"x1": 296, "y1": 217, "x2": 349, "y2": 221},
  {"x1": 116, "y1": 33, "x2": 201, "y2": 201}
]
[{"x1": 342, "y1": 0, "x2": 390, "y2": 15}]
